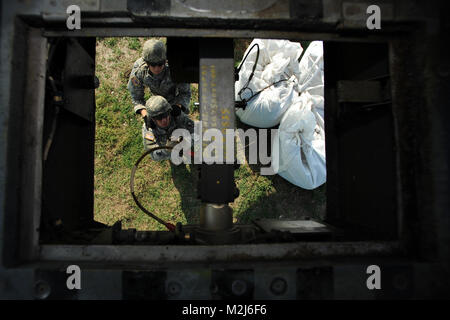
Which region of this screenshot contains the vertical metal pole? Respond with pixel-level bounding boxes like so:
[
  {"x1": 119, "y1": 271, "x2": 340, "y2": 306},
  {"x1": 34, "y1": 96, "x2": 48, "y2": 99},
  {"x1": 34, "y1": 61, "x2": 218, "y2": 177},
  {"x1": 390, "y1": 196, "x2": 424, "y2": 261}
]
[
  {"x1": 196, "y1": 38, "x2": 239, "y2": 243},
  {"x1": 20, "y1": 28, "x2": 47, "y2": 262}
]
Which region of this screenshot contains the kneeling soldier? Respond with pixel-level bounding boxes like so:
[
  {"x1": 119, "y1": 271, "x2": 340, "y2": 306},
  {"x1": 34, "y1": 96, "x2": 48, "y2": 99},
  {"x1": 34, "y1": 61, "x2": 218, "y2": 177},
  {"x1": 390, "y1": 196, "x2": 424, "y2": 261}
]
[{"x1": 143, "y1": 95, "x2": 194, "y2": 161}]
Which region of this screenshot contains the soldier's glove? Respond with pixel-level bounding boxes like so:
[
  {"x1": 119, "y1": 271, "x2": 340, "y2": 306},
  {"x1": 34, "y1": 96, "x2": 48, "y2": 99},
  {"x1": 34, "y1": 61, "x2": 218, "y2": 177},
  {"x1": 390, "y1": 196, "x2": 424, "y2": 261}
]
[
  {"x1": 143, "y1": 115, "x2": 156, "y2": 130},
  {"x1": 143, "y1": 115, "x2": 149, "y2": 130},
  {"x1": 171, "y1": 105, "x2": 182, "y2": 118},
  {"x1": 171, "y1": 104, "x2": 187, "y2": 117}
]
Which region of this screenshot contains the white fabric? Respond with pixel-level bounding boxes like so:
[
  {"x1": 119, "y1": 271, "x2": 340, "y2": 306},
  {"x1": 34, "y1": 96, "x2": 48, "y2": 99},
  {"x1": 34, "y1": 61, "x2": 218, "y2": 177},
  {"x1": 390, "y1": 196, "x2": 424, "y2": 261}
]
[
  {"x1": 272, "y1": 92, "x2": 326, "y2": 189},
  {"x1": 271, "y1": 41, "x2": 326, "y2": 189},
  {"x1": 235, "y1": 39, "x2": 326, "y2": 189},
  {"x1": 235, "y1": 39, "x2": 303, "y2": 128},
  {"x1": 297, "y1": 41, "x2": 324, "y2": 121}
]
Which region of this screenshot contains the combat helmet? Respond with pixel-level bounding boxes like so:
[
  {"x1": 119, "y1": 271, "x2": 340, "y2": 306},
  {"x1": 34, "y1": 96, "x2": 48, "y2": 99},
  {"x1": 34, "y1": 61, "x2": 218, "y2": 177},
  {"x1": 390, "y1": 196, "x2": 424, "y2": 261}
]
[
  {"x1": 142, "y1": 39, "x2": 166, "y2": 63},
  {"x1": 145, "y1": 96, "x2": 172, "y2": 118}
]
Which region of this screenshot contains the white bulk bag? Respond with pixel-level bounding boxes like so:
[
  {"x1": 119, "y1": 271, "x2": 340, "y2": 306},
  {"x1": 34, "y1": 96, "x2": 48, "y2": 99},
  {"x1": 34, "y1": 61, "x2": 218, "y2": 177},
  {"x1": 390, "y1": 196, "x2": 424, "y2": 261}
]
[
  {"x1": 235, "y1": 39, "x2": 303, "y2": 128},
  {"x1": 236, "y1": 76, "x2": 297, "y2": 128},
  {"x1": 297, "y1": 41, "x2": 324, "y2": 121},
  {"x1": 298, "y1": 41, "x2": 324, "y2": 96},
  {"x1": 272, "y1": 92, "x2": 326, "y2": 189}
]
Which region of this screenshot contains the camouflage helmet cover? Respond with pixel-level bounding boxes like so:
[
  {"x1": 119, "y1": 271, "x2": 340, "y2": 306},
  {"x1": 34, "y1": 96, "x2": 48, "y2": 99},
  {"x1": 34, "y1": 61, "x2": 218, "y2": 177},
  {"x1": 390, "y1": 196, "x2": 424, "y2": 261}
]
[
  {"x1": 142, "y1": 39, "x2": 166, "y2": 63},
  {"x1": 145, "y1": 96, "x2": 172, "y2": 118}
]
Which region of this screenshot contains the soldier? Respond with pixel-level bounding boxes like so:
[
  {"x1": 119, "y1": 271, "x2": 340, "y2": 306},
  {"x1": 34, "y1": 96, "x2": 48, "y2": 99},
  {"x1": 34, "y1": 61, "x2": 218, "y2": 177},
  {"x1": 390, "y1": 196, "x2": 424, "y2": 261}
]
[
  {"x1": 127, "y1": 39, "x2": 191, "y2": 119},
  {"x1": 143, "y1": 95, "x2": 194, "y2": 161}
]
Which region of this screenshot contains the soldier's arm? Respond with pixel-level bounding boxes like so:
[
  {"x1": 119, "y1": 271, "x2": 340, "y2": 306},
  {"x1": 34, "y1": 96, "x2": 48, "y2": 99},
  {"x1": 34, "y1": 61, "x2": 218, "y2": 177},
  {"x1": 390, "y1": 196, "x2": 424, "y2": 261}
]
[
  {"x1": 177, "y1": 113, "x2": 195, "y2": 134},
  {"x1": 174, "y1": 83, "x2": 191, "y2": 114},
  {"x1": 127, "y1": 63, "x2": 146, "y2": 114}
]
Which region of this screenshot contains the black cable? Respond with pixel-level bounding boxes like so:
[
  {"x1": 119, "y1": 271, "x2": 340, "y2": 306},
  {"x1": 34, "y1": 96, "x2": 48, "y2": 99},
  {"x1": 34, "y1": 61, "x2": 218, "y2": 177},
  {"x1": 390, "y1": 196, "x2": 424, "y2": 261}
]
[
  {"x1": 43, "y1": 77, "x2": 63, "y2": 161},
  {"x1": 43, "y1": 39, "x2": 64, "y2": 162},
  {"x1": 245, "y1": 78, "x2": 290, "y2": 103},
  {"x1": 235, "y1": 42, "x2": 292, "y2": 109},
  {"x1": 130, "y1": 146, "x2": 176, "y2": 231},
  {"x1": 237, "y1": 43, "x2": 260, "y2": 102}
]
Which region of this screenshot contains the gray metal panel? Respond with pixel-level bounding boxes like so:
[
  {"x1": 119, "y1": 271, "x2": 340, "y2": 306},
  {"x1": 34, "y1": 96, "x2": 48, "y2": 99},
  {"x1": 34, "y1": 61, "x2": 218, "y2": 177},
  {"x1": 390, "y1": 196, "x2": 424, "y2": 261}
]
[
  {"x1": 77, "y1": 270, "x2": 123, "y2": 299},
  {"x1": 0, "y1": 268, "x2": 35, "y2": 299},
  {"x1": 166, "y1": 269, "x2": 211, "y2": 299},
  {"x1": 199, "y1": 40, "x2": 235, "y2": 150},
  {"x1": 41, "y1": 28, "x2": 397, "y2": 42},
  {"x1": 254, "y1": 267, "x2": 297, "y2": 299},
  {"x1": 333, "y1": 265, "x2": 375, "y2": 299},
  {"x1": 254, "y1": 219, "x2": 331, "y2": 234},
  {"x1": 42, "y1": 0, "x2": 100, "y2": 21},
  {"x1": 19, "y1": 28, "x2": 47, "y2": 263},
  {"x1": 128, "y1": 0, "x2": 289, "y2": 19},
  {"x1": 197, "y1": 38, "x2": 237, "y2": 203},
  {"x1": 0, "y1": 3, "x2": 22, "y2": 269},
  {"x1": 40, "y1": 242, "x2": 402, "y2": 262}
]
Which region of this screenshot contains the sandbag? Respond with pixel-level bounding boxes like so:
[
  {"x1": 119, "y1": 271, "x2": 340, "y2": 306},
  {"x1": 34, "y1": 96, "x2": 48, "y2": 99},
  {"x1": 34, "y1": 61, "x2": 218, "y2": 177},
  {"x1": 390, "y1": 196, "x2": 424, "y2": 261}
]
[
  {"x1": 272, "y1": 92, "x2": 326, "y2": 189},
  {"x1": 298, "y1": 41, "x2": 324, "y2": 96},
  {"x1": 298, "y1": 41, "x2": 324, "y2": 121},
  {"x1": 235, "y1": 39, "x2": 326, "y2": 190},
  {"x1": 235, "y1": 39, "x2": 303, "y2": 128},
  {"x1": 236, "y1": 76, "x2": 297, "y2": 128},
  {"x1": 269, "y1": 41, "x2": 326, "y2": 189}
]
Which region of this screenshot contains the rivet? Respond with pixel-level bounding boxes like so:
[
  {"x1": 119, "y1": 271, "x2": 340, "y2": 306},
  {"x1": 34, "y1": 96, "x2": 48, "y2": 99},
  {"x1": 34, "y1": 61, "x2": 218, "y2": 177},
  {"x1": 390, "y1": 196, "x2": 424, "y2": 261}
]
[{"x1": 270, "y1": 277, "x2": 287, "y2": 296}]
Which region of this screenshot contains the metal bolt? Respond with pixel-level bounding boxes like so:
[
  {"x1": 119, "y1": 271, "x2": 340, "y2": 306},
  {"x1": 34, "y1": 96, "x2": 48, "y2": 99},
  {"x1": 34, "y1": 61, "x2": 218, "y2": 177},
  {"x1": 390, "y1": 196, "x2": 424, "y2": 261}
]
[
  {"x1": 231, "y1": 279, "x2": 247, "y2": 296},
  {"x1": 34, "y1": 280, "x2": 51, "y2": 300},
  {"x1": 270, "y1": 277, "x2": 287, "y2": 296},
  {"x1": 167, "y1": 281, "x2": 182, "y2": 297},
  {"x1": 135, "y1": 232, "x2": 146, "y2": 241},
  {"x1": 210, "y1": 283, "x2": 219, "y2": 294}
]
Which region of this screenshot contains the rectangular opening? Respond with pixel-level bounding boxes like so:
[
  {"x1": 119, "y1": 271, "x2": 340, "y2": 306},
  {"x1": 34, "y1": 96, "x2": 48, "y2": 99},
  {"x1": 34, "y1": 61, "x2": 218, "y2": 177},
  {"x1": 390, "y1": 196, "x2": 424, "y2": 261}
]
[
  {"x1": 3, "y1": 1, "x2": 446, "y2": 300},
  {"x1": 38, "y1": 35, "x2": 397, "y2": 250}
]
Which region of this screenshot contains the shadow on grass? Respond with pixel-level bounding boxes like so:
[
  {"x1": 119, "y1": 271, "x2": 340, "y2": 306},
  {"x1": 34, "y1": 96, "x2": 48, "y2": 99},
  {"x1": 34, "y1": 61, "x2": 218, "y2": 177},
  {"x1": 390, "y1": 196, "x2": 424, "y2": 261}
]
[
  {"x1": 236, "y1": 173, "x2": 327, "y2": 224},
  {"x1": 170, "y1": 162, "x2": 202, "y2": 224},
  {"x1": 234, "y1": 118, "x2": 327, "y2": 224},
  {"x1": 165, "y1": 117, "x2": 327, "y2": 226}
]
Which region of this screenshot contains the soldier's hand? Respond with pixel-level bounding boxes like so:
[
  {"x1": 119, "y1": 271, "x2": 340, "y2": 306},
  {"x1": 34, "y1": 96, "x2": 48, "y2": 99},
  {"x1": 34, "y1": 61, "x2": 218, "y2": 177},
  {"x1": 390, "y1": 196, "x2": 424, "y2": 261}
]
[
  {"x1": 175, "y1": 104, "x2": 187, "y2": 113},
  {"x1": 171, "y1": 104, "x2": 182, "y2": 117}
]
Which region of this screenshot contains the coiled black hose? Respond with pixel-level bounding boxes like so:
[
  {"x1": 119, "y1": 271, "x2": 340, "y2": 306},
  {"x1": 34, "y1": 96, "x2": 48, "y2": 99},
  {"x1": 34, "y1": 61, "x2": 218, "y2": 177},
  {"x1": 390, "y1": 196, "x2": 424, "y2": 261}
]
[{"x1": 130, "y1": 146, "x2": 176, "y2": 232}]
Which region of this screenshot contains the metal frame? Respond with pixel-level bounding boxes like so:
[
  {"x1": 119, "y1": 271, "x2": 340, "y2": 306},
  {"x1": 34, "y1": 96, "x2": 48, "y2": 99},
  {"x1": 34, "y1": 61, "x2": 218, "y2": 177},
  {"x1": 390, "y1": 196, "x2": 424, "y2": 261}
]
[
  {"x1": 19, "y1": 28, "x2": 47, "y2": 263},
  {"x1": 39, "y1": 241, "x2": 403, "y2": 263},
  {"x1": 1, "y1": 0, "x2": 449, "y2": 299},
  {"x1": 29, "y1": 28, "x2": 404, "y2": 263}
]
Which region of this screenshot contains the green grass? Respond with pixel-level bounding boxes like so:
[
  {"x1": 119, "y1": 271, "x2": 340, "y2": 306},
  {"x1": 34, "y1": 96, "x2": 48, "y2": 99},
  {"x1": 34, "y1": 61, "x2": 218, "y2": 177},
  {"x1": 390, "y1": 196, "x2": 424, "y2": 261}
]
[
  {"x1": 104, "y1": 37, "x2": 118, "y2": 48},
  {"x1": 127, "y1": 37, "x2": 141, "y2": 51},
  {"x1": 94, "y1": 37, "x2": 326, "y2": 231}
]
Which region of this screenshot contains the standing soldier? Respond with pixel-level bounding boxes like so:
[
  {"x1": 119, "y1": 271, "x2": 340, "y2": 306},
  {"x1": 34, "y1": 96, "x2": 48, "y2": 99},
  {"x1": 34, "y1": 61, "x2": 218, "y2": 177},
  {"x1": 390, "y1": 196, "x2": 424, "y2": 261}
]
[
  {"x1": 128, "y1": 39, "x2": 191, "y2": 116},
  {"x1": 142, "y1": 96, "x2": 194, "y2": 161}
]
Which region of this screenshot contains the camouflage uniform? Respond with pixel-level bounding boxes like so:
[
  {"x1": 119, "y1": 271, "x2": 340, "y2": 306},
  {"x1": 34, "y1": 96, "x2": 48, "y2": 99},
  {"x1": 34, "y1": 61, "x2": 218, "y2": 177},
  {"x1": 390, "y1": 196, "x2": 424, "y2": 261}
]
[
  {"x1": 128, "y1": 39, "x2": 190, "y2": 115},
  {"x1": 143, "y1": 96, "x2": 194, "y2": 161},
  {"x1": 128, "y1": 58, "x2": 191, "y2": 114}
]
